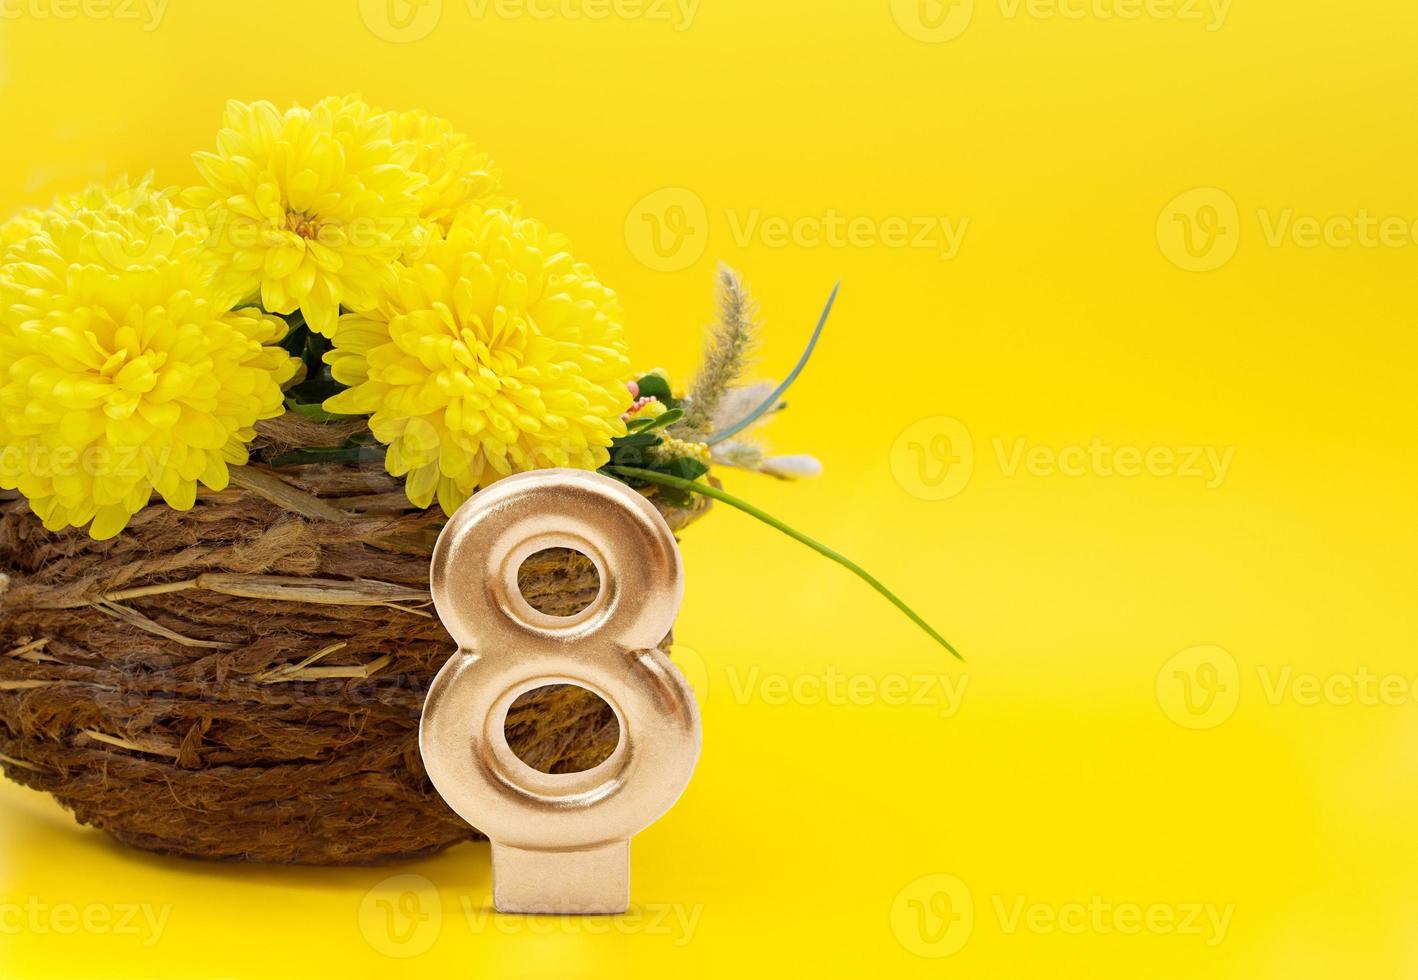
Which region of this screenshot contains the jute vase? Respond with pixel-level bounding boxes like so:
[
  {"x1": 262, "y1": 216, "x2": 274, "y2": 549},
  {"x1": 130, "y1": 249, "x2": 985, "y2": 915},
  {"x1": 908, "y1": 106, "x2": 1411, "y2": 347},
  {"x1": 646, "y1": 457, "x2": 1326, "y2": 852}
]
[{"x1": 0, "y1": 415, "x2": 706, "y2": 864}]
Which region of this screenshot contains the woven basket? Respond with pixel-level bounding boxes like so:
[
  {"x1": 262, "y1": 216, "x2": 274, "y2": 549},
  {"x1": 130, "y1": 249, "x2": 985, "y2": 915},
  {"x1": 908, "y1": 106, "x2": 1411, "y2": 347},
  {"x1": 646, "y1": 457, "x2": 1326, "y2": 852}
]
[{"x1": 0, "y1": 415, "x2": 707, "y2": 864}]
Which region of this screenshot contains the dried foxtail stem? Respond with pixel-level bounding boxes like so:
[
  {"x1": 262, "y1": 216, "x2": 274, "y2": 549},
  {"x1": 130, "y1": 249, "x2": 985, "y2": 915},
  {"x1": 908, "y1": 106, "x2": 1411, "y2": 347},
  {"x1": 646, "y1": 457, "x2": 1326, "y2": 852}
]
[{"x1": 677, "y1": 265, "x2": 757, "y2": 438}]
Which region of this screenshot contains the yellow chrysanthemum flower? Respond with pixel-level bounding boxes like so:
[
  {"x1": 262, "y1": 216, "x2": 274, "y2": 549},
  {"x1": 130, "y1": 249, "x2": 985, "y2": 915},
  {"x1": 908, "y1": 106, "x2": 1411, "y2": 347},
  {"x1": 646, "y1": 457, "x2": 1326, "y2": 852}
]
[
  {"x1": 183, "y1": 96, "x2": 426, "y2": 338},
  {"x1": 0, "y1": 177, "x2": 298, "y2": 539},
  {"x1": 1, "y1": 208, "x2": 43, "y2": 248},
  {"x1": 385, "y1": 107, "x2": 507, "y2": 233},
  {"x1": 323, "y1": 208, "x2": 631, "y2": 515}
]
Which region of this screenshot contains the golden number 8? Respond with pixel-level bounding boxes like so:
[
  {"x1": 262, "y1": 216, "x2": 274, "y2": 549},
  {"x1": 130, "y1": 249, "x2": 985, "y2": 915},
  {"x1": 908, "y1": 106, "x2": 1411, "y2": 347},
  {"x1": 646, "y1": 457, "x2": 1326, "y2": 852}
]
[{"x1": 420, "y1": 469, "x2": 702, "y2": 913}]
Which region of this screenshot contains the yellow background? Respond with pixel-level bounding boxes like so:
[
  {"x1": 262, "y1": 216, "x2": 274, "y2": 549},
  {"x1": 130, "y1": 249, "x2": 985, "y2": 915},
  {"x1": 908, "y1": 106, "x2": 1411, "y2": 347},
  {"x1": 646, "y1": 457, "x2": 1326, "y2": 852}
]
[{"x1": 1, "y1": 0, "x2": 1415, "y2": 976}]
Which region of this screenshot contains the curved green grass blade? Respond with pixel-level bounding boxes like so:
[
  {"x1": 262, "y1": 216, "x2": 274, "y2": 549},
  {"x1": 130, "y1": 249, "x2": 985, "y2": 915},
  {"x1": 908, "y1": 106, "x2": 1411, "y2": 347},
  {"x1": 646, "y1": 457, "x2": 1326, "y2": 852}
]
[
  {"x1": 708, "y1": 281, "x2": 841, "y2": 445},
  {"x1": 607, "y1": 465, "x2": 962, "y2": 660}
]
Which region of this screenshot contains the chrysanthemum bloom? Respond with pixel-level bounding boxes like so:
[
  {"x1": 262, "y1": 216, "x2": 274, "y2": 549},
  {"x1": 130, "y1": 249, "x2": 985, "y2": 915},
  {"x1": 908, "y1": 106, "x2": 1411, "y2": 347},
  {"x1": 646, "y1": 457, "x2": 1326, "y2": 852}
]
[
  {"x1": 385, "y1": 107, "x2": 507, "y2": 235},
  {"x1": 323, "y1": 208, "x2": 631, "y2": 514},
  {"x1": 1, "y1": 208, "x2": 42, "y2": 247},
  {"x1": 0, "y1": 178, "x2": 297, "y2": 539},
  {"x1": 184, "y1": 96, "x2": 426, "y2": 337}
]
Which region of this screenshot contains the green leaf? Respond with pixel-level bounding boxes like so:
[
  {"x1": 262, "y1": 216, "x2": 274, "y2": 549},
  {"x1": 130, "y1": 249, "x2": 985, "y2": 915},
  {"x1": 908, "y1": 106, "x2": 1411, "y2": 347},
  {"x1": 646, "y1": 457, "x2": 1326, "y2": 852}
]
[
  {"x1": 611, "y1": 432, "x2": 662, "y2": 450},
  {"x1": 624, "y1": 407, "x2": 685, "y2": 434},
  {"x1": 605, "y1": 465, "x2": 962, "y2": 660},
  {"x1": 636, "y1": 374, "x2": 673, "y2": 402},
  {"x1": 663, "y1": 456, "x2": 709, "y2": 481},
  {"x1": 285, "y1": 399, "x2": 344, "y2": 423},
  {"x1": 268, "y1": 445, "x2": 386, "y2": 467},
  {"x1": 285, "y1": 369, "x2": 343, "y2": 404},
  {"x1": 635, "y1": 408, "x2": 685, "y2": 432}
]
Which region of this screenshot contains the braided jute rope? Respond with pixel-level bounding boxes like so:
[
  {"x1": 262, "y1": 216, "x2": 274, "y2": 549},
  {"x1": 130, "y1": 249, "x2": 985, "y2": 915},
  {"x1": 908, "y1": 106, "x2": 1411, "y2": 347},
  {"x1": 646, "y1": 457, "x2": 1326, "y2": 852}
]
[{"x1": 0, "y1": 416, "x2": 708, "y2": 864}]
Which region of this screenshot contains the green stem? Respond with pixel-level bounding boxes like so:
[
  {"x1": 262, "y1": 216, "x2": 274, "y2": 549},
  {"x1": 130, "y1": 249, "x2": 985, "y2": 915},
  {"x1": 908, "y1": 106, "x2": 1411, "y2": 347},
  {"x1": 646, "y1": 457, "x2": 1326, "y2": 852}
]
[{"x1": 607, "y1": 465, "x2": 962, "y2": 660}]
